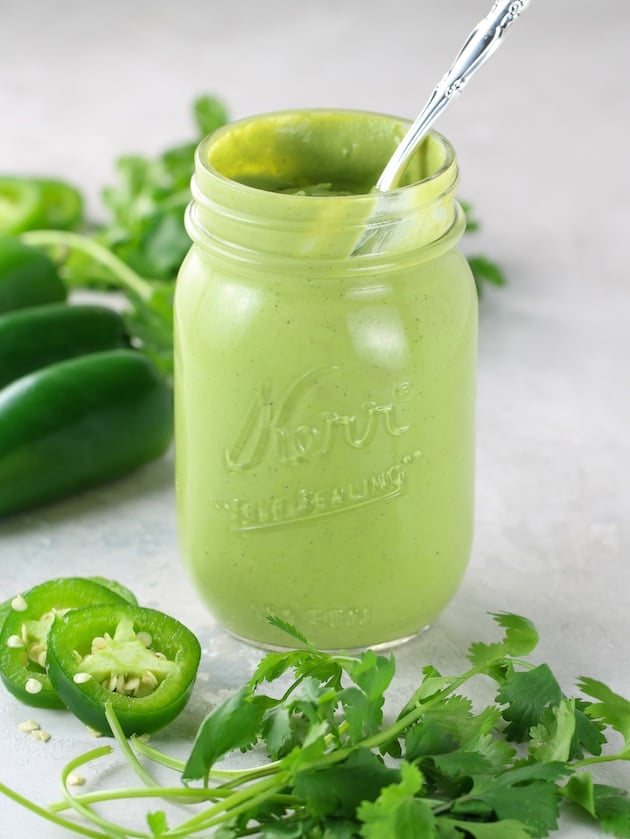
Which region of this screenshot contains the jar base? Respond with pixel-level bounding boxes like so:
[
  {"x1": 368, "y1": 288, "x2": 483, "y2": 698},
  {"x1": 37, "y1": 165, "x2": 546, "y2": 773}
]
[{"x1": 224, "y1": 623, "x2": 432, "y2": 654}]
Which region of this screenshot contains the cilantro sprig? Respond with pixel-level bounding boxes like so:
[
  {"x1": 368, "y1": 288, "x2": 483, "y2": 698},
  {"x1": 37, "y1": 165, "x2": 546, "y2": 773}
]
[{"x1": 3, "y1": 612, "x2": 630, "y2": 837}]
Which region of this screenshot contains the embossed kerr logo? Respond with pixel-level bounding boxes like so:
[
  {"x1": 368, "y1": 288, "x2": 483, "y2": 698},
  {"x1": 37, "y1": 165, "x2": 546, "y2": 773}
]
[{"x1": 225, "y1": 367, "x2": 411, "y2": 472}]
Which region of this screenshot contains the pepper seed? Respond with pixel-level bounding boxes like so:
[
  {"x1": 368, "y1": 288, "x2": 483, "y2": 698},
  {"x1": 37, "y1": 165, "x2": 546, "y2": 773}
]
[
  {"x1": 11, "y1": 594, "x2": 27, "y2": 612},
  {"x1": 25, "y1": 678, "x2": 43, "y2": 695}
]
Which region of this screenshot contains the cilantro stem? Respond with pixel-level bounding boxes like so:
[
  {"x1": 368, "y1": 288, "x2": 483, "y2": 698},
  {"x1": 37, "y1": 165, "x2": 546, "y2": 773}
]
[
  {"x1": 130, "y1": 737, "x2": 187, "y2": 773},
  {"x1": 573, "y1": 752, "x2": 630, "y2": 770},
  {"x1": 20, "y1": 229, "x2": 154, "y2": 301},
  {"x1": 105, "y1": 703, "x2": 160, "y2": 790},
  {"x1": 60, "y1": 746, "x2": 145, "y2": 839},
  {"x1": 131, "y1": 735, "x2": 285, "y2": 786},
  {"x1": 50, "y1": 784, "x2": 242, "y2": 812},
  {"x1": 0, "y1": 780, "x2": 109, "y2": 838},
  {"x1": 163, "y1": 774, "x2": 289, "y2": 837}
]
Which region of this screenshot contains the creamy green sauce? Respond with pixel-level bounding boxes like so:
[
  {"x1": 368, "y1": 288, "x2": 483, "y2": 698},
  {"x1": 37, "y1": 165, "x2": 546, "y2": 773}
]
[{"x1": 175, "y1": 111, "x2": 476, "y2": 649}]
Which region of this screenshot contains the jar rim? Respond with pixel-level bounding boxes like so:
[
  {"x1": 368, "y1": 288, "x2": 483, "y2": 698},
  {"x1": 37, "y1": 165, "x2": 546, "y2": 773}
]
[
  {"x1": 188, "y1": 109, "x2": 462, "y2": 262},
  {"x1": 195, "y1": 108, "x2": 457, "y2": 203}
]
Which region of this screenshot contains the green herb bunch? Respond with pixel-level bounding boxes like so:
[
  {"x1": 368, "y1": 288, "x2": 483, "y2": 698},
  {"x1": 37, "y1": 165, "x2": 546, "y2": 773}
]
[{"x1": 3, "y1": 612, "x2": 630, "y2": 837}]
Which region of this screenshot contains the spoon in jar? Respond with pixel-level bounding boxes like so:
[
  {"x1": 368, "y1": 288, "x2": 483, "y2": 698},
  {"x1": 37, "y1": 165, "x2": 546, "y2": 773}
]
[
  {"x1": 353, "y1": 0, "x2": 532, "y2": 253},
  {"x1": 378, "y1": 0, "x2": 532, "y2": 191}
]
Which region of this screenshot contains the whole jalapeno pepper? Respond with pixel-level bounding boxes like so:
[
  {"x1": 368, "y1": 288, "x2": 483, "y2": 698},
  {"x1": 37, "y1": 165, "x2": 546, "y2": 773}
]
[
  {"x1": 0, "y1": 577, "x2": 135, "y2": 709},
  {"x1": 46, "y1": 603, "x2": 201, "y2": 735},
  {"x1": 0, "y1": 234, "x2": 66, "y2": 313},
  {"x1": 0, "y1": 348, "x2": 173, "y2": 517},
  {"x1": 0, "y1": 302, "x2": 130, "y2": 389}
]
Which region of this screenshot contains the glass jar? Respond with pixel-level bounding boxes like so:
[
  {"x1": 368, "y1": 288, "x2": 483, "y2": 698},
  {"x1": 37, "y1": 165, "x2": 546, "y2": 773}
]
[{"x1": 175, "y1": 109, "x2": 477, "y2": 650}]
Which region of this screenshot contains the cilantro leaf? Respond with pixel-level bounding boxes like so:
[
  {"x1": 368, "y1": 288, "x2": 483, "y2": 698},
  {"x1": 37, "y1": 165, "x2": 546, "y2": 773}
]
[
  {"x1": 345, "y1": 651, "x2": 396, "y2": 702},
  {"x1": 266, "y1": 614, "x2": 312, "y2": 646},
  {"x1": 146, "y1": 810, "x2": 169, "y2": 836},
  {"x1": 249, "y1": 647, "x2": 344, "y2": 693},
  {"x1": 468, "y1": 613, "x2": 539, "y2": 669},
  {"x1": 591, "y1": 784, "x2": 630, "y2": 837},
  {"x1": 496, "y1": 663, "x2": 563, "y2": 742},
  {"x1": 261, "y1": 703, "x2": 300, "y2": 759},
  {"x1": 182, "y1": 686, "x2": 274, "y2": 783},
  {"x1": 467, "y1": 255, "x2": 508, "y2": 297},
  {"x1": 356, "y1": 761, "x2": 436, "y2": 838},
  {"x1": 562, "y1": 772, "x2": 597, "y2": 818},
  {"x1": 194, "y1": 94, "x2": 229, "y2": 135},
  {"x1": 579, "y1": 677, "x2": 630, "y2": 750},
  {"x1": 460, "y1": 200, "x2": 480, "y2": 233},
  {"x1": 405, "y1": 697, "x2": 505, "y2": 767},
  {"x1": 566, "y1": 776, "x2": 630, "y2": 838},
  {"x1": 570, "y1": 701, "x2": 607, "y2": 759},
  {"x1": 528, "y1": 698, "x2": 577, "y2": 762},
  {"x1": 437, "y1": 818, "x2": 534, "y2": 838},
  {"x1": 295, "y1": 749, "x2": 400, "y2": 820},
  {"x1": 340, "y1": 652, "x2": 396, "y2": 741},
  {"x1": 456, "y1": 763, "x2": 569, "y2": 837}
]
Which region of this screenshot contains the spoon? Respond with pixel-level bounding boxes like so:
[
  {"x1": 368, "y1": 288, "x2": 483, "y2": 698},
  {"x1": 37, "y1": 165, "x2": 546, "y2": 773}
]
[{"x1": 377, "y1": 0, "x2": 533, "y2": 193}]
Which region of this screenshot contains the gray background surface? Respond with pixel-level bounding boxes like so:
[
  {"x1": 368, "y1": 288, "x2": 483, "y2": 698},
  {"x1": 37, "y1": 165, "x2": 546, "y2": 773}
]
[{"x1": 1, "y1": 1, "x2": 629, "y2": 835}]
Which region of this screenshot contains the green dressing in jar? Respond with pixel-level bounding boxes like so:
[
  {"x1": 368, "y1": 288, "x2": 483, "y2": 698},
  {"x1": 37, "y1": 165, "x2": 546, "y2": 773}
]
[{"x1": 175, "y1": 109, "x2": 477, "y2": 650}]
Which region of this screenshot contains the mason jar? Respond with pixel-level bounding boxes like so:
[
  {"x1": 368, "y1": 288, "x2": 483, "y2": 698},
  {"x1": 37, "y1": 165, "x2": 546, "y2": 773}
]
[{"x1": 174, "y1": 109, "x2": 477, "y2": 650}]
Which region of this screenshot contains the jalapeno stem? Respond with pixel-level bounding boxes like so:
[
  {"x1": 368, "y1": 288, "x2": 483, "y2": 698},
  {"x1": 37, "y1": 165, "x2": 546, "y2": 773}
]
[{"x1": 20, "y1": 229, "x2": 153, "y2": 302}]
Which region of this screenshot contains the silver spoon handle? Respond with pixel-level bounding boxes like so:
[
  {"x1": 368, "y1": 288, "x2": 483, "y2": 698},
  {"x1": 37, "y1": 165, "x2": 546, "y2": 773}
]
[{"x1": 376, "y1": 0, "x2": 532, "y2": 192}]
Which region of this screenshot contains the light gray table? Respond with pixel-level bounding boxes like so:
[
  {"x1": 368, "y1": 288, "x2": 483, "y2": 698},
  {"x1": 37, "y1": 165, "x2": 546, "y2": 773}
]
[{"x1": 1, "y1": 1, "x2": 629, "y2": 835}]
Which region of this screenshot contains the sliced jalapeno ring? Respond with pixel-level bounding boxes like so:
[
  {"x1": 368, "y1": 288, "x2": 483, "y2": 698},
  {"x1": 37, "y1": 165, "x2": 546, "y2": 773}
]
[
  {"x1": 0, "y1": 178, "x2": 41, "y2": 234},
  {"x1": 0, "y1": 176, "x2": 83, "y2": 233},
  {"x1": 0, "y1": 578, "x2": 134, "y2": 709},
  {"x1": 47, "y1": 604, "x2": 201, "y2": 735}
]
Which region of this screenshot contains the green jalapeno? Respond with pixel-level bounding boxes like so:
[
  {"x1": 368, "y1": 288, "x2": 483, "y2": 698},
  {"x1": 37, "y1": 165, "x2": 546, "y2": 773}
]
[
  {"x1": 88, "y1": 577, "x2": 139, "y2": 607},
  {"x1": 47, "y1": 603, "x2": 201, "y2": 735},
  {"x1": 0, "y1": 578, "x2": 134, "y2": 709},
  {"x1": 0, "y1": 176, "x2": 83, "y2": 233},
  {"x1": 0, "y1": 302, "x2": 130, "y2": 389},
  {"x1": 0, "y1": 235, "x2": 66, "y2": 313},
  {"x1": 0, "y1": 348, "x2": 173, "y2": 517}
]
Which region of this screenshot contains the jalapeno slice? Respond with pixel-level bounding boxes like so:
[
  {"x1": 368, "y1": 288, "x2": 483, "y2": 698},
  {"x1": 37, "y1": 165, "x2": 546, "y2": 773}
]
[
  {"x1": 0, "y1": 578, "x2": 133, "y2": 709},
  {"x1": 0, "y1": 176, "x2": 83, "y2": 233},
  {"x1": 47, "y1": 604, "x2": 201, "y2": 736}
]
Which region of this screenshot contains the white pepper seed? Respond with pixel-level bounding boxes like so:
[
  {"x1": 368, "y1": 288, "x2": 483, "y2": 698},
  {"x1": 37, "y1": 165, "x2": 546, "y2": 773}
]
[
  {"x1": 141, "y1": 670, "x2": 159, "y2": 688},
  {"x1": 124, "y1": 677, "x2": 140, "y2": 694},
  {"x1": 6, "y1": 635, "x2": 24, "y2": 648},
  {"x1": 31, "y1": 729, "x2": 51, "y2": 742},
  {"x1": 18, "y1": 720, "x2": 40, "y2": 733},
  {"x1": 11, "y1": 594, "x2": 27, "y2": 612},
  {"x1": 25, "y1": 678, "x2": 43, "y2": 695},
  {"x1": 73, "y1": 672, "x2": 93, "y2": 684}
]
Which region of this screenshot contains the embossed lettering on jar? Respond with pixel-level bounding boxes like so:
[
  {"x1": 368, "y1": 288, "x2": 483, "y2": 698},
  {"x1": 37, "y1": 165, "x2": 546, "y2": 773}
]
[{"x1": 175, "y1": 109, "x2": 477, "y2": 650}]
